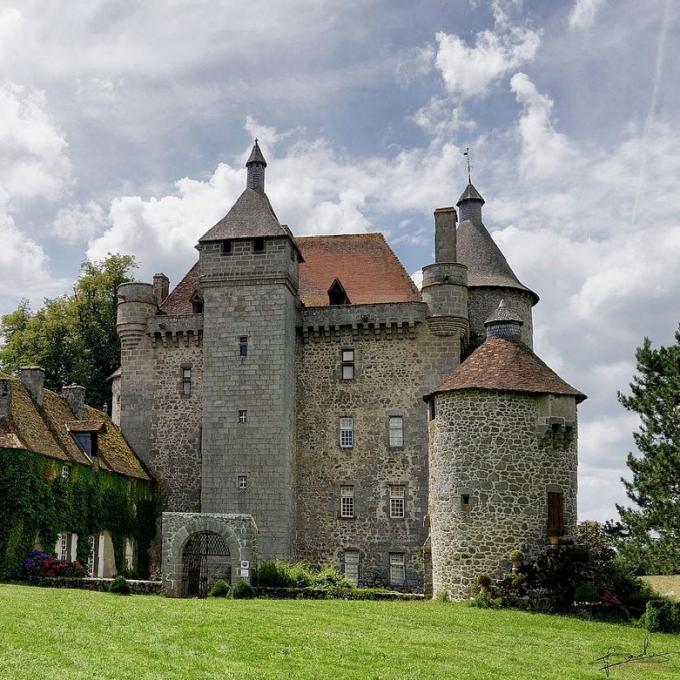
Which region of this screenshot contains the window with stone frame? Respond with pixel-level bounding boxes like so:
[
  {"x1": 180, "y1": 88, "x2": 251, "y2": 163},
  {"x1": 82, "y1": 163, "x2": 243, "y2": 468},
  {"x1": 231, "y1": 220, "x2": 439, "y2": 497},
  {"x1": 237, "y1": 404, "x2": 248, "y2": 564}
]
[
  {"x1": 181, "y1": 367, "x2": 192, "y2": 396},
  {"x1": 238, "y1": 410, "x2": 248, "y2": 424},
  {"x1": 389, "y1": 552, "x2": 406, "y2": 585},
  {"x1": 547, "y1": 491, "x2": 564, "y2": 535},
  {"x1": 253, "y1": 237, "x2": 265, "y2": 253},
  {"x1": 239, "y1": 336, "x2": 248, "y2": 357},
  {"x1": 344, "y1": 551, "x2": 359, "y2": 586},
  {"x1": 340, "y1": 485, "x2": 355, "y2": 518},
  {"x1": 221, "y1": 239, "x2": 233, "y2": 255},
  {"x1": 388, "y1": 416, "x2": 404, "y2": 448},
  {"x1": 340, "y1": 417, "x2": 354, "y2": 448},
  {"x1": 389, "y1": 485, "x2": 405, "y2": 518},
  {"x1": 341, "y1": 349, "x2": 355, "y2": 380},
  {"x1": 238, "y1": 474, "x2": 248, "y2": 490}
]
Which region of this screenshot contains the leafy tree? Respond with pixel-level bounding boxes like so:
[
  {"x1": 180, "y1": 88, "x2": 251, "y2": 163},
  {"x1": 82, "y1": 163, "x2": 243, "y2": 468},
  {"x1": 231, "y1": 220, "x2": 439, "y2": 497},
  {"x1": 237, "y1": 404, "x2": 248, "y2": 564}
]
[
  {"x1": 0, "y1": 254, "x2": 136, "y2": 410},
  {"x1": 610, "y1": 328, "x2": 680, "y2": 574}
]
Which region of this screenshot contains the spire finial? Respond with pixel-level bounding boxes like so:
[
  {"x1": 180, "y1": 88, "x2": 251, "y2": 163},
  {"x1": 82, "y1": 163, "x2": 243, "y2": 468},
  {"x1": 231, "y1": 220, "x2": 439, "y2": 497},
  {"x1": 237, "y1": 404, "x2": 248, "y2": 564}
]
[{"x1": 463, "y1": 146, "x2": 471, "y2": 184}]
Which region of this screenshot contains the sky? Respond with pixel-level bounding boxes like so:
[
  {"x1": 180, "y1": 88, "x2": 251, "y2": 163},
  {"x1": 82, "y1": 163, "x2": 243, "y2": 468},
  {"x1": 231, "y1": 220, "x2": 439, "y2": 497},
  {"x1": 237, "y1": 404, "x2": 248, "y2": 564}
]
[{"x1": 1, "y1": 0, "x2": 679, "y2": 524}]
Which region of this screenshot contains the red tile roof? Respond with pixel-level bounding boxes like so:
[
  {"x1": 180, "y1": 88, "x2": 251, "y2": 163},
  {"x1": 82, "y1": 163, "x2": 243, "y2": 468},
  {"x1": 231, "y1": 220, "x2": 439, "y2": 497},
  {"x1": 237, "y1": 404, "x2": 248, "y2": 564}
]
[
  {"x1": 160, "y1": 233, "x2": 421, "y2": 313},
  {"x1": 426, "y1": 337, "x2": 586, "y2": 402}
]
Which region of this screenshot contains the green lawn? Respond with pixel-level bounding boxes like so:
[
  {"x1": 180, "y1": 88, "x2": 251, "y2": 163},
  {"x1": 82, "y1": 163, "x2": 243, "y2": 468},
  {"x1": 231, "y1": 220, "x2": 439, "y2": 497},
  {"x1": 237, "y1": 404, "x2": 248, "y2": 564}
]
[
  {"x1": 643, "y1": 576, "x2": 680, "y2": 602},
  {"x1": 1, "y1": 584, "x2": 679, "y2": 679}
]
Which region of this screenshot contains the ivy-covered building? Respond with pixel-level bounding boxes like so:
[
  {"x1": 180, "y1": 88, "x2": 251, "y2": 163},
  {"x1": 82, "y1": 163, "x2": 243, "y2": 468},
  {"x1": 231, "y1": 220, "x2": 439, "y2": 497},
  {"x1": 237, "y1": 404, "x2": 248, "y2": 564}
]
[{"x1": 0, "y1": 367, "x2": 155, "y2": 580}]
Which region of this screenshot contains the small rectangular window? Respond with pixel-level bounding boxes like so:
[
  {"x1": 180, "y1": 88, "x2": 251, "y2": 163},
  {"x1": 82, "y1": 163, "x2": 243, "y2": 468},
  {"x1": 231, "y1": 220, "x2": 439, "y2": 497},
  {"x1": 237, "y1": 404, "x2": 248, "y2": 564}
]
[
  {"x1": 461, "y1": 494, "x2": 471, "y2": 511},
  {"x1": 340, "y1": 417, "x2": 354, "y2": 448},
  {"x1": 340, "y1": 485, "x2": 354, "y2": 518},
  {"x1": 238, "y1": 474, "x2": 248, "y2": 490},
  {"x1": 182, "y1": 368, "x2": 192, "y2": 396},
  {"x1": 388, "y1": 416, "x2": 404, "y2": 448},
  {"x1": 56, "y1": 532, "x2": 70, "y2": 562},
  {"x1": 221, "y1": 240, "x2": 232, "y2": 255},
  {"x1": 238, "y1": 410, "x2": 248, "y2": 424},
  {"x1": 389, "y1": 552, "x2": 406, "y2": 585},
  {"x1": 428, "y1": 400, "x2": 436, "y2": 421},
  {"x1": 239, "y1": 336, "x2": 248, "y2": 357},
  {"x1": 62, "y1": 465, "x2": 70, "y2": 480},
  {"x1": 390, "y1": 485, "x2": 405, "y2": 518},
  {"x1": 253, "y1": 237, "x2": 265, "y2": 253},
  {"x1": 344, "y1": 551, "x2": 359, "y2": 586},
  {"x1": 341, "y1": 349, "x2": 355, "y2": 380}
]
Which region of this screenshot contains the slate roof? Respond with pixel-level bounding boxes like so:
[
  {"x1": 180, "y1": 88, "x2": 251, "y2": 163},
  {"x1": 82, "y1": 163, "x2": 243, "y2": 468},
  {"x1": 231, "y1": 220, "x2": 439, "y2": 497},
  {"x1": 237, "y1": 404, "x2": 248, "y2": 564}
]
[
  {"x1": 198, "y1": 188, "x2": 288, "y2": 242},
  {"x1": 457, "y1": 182, "x2": 485, "y2": 204},
  {"x1": 160, "y1": 233, "x2": 421, "y2": 313},
  {"x1": 456, "y1": 218, "x2": 539, "y2": 303},
  {"x1": 425, "y1": 337, "x2": 586, "y2": 402},
  {"x1": 246, "y1": 140, "x2": 267, "y2": 166},
  {"x1": 485, "y1": 299, "x2": 523, "y2": 324},
  {"x1": 0, "y1": 373, "x2": 151, "y2": 480}
]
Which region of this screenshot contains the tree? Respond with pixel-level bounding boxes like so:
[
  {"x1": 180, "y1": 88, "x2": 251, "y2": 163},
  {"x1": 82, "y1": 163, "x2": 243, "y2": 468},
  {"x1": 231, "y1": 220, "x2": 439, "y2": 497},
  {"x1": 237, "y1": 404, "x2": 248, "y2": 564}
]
[
  {"x1": 611, "y1": 328, "x2": 680, "y2": 574},
  {"x1": 0, "y1": 254, "x2": 136, "y2": 410}
]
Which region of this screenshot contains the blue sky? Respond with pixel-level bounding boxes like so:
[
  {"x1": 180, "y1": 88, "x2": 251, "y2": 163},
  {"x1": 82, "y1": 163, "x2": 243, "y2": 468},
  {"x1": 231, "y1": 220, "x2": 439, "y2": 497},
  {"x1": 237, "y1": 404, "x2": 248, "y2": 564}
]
[{"x1": 0, "y1": 0, "x2": 678, "y2": 523}]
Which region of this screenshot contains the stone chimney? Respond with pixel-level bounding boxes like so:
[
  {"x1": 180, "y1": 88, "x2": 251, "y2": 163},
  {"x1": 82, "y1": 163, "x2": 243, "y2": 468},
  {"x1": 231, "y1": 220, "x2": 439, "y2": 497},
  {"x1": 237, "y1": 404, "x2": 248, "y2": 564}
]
[
  {"x1": 434, "y1": 206, "x2": 457, "y2": 263},
  {"x1": 153, "y1": 273, "x2": 169, "y2": 306},
  {"x1": 18, "y1": 367, "x2": 45, "y2": 407},
  {"x1": 62, "y1": 384, "x2": 86, "y2": 419}
]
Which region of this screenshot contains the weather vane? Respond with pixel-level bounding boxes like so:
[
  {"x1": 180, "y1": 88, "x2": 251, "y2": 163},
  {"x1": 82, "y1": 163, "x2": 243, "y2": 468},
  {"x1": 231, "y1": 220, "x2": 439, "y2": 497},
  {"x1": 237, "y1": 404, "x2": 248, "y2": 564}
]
[{"x1": 463, "y1": 146, "x2": 472, "y2": 183}]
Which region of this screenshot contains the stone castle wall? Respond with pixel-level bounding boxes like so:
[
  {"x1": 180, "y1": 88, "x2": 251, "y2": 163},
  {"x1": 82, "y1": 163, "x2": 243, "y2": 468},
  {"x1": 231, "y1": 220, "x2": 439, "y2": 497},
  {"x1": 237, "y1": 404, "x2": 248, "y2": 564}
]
[
  {"x1": 428, "y1": 389, "x2": 578, "y2": 600},
  {"x1": 295, "y1": 308, "x2": 461, "y2": 589}
]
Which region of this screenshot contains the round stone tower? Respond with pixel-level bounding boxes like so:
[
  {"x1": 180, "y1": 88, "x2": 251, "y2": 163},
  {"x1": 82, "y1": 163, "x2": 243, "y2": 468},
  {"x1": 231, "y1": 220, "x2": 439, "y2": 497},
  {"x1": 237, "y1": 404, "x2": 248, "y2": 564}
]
[
  {"x1": 425, "y1": 301, "x2": 585, "y2": 600},
  {"x1": 116, "y1": 282, "x2": 156, "y2": 348},
  {"x1": 455, "y1": 183, "x2": 538, "y2": 349}
]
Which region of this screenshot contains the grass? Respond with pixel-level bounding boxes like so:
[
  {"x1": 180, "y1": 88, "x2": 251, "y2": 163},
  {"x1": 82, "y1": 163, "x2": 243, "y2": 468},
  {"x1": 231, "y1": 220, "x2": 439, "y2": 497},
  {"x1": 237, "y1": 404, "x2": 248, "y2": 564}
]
[
  {"x1": 643, "y1": 576, "x2": 680, "y2": 602},
  {"x1": 1, "y1": 584, "x2": 680, "y2": 679}
]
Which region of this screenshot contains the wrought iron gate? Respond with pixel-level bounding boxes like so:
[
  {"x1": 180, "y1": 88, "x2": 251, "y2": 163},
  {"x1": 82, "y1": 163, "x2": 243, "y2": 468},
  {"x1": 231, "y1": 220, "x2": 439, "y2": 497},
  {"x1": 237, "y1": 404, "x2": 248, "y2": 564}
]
[{"x1": 182, "y1": 531, "x2": 231, "y2": 597}]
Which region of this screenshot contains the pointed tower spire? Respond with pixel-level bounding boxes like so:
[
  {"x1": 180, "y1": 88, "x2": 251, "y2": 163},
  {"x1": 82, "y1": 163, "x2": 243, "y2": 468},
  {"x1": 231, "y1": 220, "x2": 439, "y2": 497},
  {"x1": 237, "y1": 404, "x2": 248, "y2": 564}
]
[
  {"x1": 456, "y1": 182, "x2": 485, "y2": 224},
  {"x1": 246, "y1": 138, "x2": 267, "y2": 193}
]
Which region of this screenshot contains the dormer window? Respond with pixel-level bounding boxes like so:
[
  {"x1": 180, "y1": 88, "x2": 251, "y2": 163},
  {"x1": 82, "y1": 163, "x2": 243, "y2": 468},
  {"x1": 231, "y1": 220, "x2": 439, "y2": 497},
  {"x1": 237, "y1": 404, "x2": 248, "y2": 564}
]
[
  {"x1": 67, "y1": 421, "x2": 106, "y2": 459},
  {"x1": 328, "y1": 279, "x2": 350, "y2": 305},
  {"x1": 190, "y1": 291, "x2": 204, "y2": 314}
]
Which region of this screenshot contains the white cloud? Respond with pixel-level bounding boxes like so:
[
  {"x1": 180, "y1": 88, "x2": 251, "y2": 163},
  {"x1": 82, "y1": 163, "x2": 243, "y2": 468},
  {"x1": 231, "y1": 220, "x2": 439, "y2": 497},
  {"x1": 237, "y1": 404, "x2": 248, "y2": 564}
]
[
  {"x1": 53, "y1": 201, "x2": 107, "y2": 243},
  {"x1": 569, "y1": 0, "x2": 608, "y2": 29},
  {"x1": 433, "y1": 13, "x2": 540, "y2": 100},
  {"x1": 411, "y1": 97, "x2": 476, "y2": 140}
]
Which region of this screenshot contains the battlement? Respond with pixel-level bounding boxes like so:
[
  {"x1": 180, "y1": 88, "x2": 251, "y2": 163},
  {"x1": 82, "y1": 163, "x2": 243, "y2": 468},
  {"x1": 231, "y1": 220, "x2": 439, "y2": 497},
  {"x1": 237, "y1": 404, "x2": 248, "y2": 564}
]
[{"x1": 149, "y1": 314, "x2": 203, "y2": 348}]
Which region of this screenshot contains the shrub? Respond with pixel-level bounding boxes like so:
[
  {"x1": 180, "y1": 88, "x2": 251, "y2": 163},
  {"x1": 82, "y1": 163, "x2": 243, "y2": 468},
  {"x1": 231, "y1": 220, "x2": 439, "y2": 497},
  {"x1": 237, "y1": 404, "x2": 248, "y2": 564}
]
[
  {"x1": 108, "y1": 575, "x2": 131, "y2": 595},
  {"x1": 476, "y1": 574, "x2": 491, "y2": 590},
  {"x1": 232, "y1": 580, "x2": 254, "y2": 599},
  {"x1": 509, "y1": 549, "x2": 524, "y2": 563},
  {"x1": 23, "y1": 550, "x2": 86, "y2": 579},
  {"x1": 574, "y1": 582, "x2": 599, "y2": 603},
  {"x1": 311, "y1": 566, "x2": 352, "y2": 589},
  {"x1": 643, "y1": 599, "x2": 680, "y2": 633},
  {"x1": 254, "y1": 560, "x2": 351, "y2": 590},
  {"x1": 208, "y1": 579, "x2": 230, "y2": 598}
]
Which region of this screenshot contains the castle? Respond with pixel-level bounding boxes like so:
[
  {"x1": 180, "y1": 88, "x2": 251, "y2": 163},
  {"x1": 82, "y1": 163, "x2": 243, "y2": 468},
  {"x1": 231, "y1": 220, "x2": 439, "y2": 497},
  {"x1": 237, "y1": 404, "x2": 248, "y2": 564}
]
[{"x1": 114, "y1": 141, "x2": 585, "y2": 599}]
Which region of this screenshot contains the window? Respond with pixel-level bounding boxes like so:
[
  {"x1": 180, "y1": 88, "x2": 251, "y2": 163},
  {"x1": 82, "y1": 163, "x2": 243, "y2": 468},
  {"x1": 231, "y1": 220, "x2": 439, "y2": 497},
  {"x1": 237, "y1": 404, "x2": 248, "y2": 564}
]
[
  {"x1": 461, "y1": 494, "x2": 471, "y2": 511},
  {"x1": 388, "y1": 416, "x2": 404, "y2": 448},
  {"x1": 87, "y1": 535, "x2": 96, "y2": 577},
  {"x1": 56, "y1": 532, "x2": 72, "y2": 561},
  {"x1": 239, "y1": 336, "x2": 248, "y2": 357},
  {"x1": 253, "y1": 237, "x2": 265, "y2": 253},
  {"x1": 389, "y1": 553, "x2": 405, "y2": 585},
  {"x1": 221, "y1": 240, "x2": 232, "y2": 255},
  {"x1": 191, "y1": 298, "x2": 203, "y2": 314},
  {"x1": 340, "y1": 485, "x2": 354, "y2": 518},
  {"x1": 238, "y1": 410, "x2": 248, "y2": 424},
  {"x1": 428, "y1": 400, "x2": 436, "y2": 421},
  {"x1": 341, "y1": 349, "x2": 354, "y2": 380},
  {"x1": 61, "y1": 465, "x2": 70, "y2": 480},
  {"x1": 73, "y1": 431, "x2": 95, "y2": 457},
  {"x1": 238, "y1": 474, "x2": 248, "y2": 490},
  {"x1": 182, "y1": 368, "x2": 192, "y2": 396},
  {"x1": 344, "y1": 551, "x2": 359, "y2": 586},
  {"x1": 340, "y1": 417, "x2": 354, "y2": 448},
  {"x1": 547, "y1": 491, "x2": 564, "y2": 535},
  {"x1": 390, "y1": 485, "x2": 405, "y2": 518},
  {"x1": 328, "y1": 279, "x2": 350, "y2": 305}
]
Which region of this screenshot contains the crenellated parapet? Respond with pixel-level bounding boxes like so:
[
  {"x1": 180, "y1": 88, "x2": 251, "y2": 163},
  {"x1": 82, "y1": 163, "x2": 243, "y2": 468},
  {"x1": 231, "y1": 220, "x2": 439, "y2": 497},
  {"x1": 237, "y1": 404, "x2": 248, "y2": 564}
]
[
  {"x1": 148, "y1": 314, "x2": 204, "y2": 348},
  {"x1": 299, "y1": 302, "x2": 426, "y2": 343},
  {"x1": 116, "y1": 282, "x2": 157, "y2": 348}
]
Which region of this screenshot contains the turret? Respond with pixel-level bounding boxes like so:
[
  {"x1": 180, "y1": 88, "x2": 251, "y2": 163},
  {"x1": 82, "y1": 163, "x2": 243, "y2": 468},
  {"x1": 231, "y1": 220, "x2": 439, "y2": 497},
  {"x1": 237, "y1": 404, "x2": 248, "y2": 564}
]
[
  {"x1": 425, "y1": 300, "x2": 585, "y2": 600},
  {"x1": 246, "y1": 139, "x2": 267, "y2": 194},
  {"x1": 116, "y1": 282, "x2": 157, "y2": 348},
  {"x1": 421, "y1": 207, "x2": 469, "y2": 349}
]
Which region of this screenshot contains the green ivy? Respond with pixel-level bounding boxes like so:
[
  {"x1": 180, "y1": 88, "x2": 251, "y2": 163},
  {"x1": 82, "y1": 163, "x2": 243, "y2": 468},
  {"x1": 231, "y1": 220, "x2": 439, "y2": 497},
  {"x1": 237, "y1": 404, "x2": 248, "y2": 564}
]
[{"x1": 0, "y1": 448, "x2": 157, "y2": 580}]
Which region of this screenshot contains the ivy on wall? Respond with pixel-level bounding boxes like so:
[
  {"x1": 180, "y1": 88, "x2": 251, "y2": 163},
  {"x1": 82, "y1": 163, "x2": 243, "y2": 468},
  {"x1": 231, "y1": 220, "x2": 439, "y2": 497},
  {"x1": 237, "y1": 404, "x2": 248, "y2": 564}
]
[{"x1": 0, "y1": 448, "x2": 158, "y2": 580}]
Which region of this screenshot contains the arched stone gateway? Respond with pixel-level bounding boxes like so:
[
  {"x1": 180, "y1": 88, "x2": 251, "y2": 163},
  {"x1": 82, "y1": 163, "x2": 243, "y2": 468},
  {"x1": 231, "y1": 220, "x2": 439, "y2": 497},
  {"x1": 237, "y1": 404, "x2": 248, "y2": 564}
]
[
  {"x1": 182, "y1": 531, "x2": 231, "y2": 597},
  {"x1": 161, "y1": 512, "x2": 257, "y2": 597}
]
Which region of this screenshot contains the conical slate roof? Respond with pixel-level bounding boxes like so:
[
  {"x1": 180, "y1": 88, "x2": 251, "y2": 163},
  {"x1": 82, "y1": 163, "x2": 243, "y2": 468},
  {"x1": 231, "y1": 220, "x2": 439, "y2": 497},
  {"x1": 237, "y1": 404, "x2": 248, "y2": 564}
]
[
  {"x1": 457, "y1": 182, "x2": 485, "y2": 204},
  {"x1": 425, "y1": 337, "x2": 586, "y2": 403},
  {"x1": 456, "y1": 219, "x2": 539, "y2": 303},
  {"x1": 198, "y1": 188, "x2": 288, "y2": 242},
  {"x1": 485, "y1": 299, "x2": 523, "y2": 325},
  {"x1": 246, "y1": 139, "x2": 267, "y2": 166}
]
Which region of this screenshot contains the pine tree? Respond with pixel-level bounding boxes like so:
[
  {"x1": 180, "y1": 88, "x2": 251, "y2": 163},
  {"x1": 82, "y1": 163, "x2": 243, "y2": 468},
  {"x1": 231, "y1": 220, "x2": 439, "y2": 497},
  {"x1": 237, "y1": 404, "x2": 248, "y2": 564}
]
[{"x1": 613, "y1": 328, "x2": 680, "y2": 574}]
